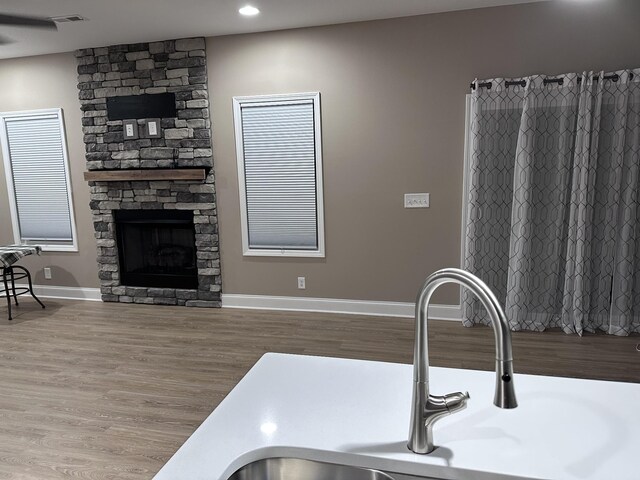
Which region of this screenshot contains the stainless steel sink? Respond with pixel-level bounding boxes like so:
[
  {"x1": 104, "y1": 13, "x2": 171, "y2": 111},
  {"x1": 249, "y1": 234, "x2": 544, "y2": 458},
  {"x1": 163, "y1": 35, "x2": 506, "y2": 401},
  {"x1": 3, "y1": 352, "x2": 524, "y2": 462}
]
[{"x1": 227, "y1": 458, "x2": 442, "y2": 480}]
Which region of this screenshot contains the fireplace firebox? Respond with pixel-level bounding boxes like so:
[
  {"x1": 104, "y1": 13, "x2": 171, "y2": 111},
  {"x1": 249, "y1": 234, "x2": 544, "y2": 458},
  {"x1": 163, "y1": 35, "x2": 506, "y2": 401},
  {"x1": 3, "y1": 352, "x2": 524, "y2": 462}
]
[{"x1": 114, "y1": 210, "x2": 198, "y2": 289}]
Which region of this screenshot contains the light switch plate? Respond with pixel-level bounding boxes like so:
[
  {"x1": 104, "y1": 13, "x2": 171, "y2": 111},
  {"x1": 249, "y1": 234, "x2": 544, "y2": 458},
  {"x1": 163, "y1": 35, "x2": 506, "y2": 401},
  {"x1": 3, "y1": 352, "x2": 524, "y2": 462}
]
[
  {"x1": 146, "y1": 118, "x2": 161, "y2": 138},
  {"x1": 123, "y1": 119, "x2": 138, "y2": 140},
  {"x1": 404, "y1": 193, "x2": 430, "y2": 208}
]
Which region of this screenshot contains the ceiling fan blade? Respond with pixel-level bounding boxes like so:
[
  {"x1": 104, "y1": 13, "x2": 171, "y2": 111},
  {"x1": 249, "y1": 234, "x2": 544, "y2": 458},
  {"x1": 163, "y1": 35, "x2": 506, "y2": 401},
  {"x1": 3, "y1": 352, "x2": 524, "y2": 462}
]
[{"x1": 0, "y1": 13, "x2": 57, "y2": 29}]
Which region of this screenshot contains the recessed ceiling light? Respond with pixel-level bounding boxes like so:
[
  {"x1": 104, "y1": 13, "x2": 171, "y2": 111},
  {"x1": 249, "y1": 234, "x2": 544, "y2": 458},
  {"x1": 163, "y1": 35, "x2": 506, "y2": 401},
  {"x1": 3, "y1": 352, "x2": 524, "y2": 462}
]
[{"x1": 239, "y1": 5, "x2": 260, "y2": 16}]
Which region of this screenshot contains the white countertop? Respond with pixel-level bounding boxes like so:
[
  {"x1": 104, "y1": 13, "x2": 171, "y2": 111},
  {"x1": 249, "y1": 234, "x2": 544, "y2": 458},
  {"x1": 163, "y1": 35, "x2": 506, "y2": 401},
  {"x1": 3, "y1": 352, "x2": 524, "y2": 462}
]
[{"x1": 154, "y1": 353, "x2": 640, "y2": 480}]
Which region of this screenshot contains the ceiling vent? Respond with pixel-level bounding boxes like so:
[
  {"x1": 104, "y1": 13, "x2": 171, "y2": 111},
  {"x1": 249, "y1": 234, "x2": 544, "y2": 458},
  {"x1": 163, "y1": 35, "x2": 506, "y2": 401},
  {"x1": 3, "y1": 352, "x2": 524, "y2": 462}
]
[{"x1": 50, "y1": 14, "x2": 86, "y2": 24}]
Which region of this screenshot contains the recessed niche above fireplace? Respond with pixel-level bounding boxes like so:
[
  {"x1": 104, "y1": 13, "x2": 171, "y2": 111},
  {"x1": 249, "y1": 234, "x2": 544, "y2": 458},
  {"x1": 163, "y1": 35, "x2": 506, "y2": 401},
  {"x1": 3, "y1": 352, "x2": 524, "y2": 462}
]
[{"x1": 115, "y1": 210, "x2": 198, "y2": 289}]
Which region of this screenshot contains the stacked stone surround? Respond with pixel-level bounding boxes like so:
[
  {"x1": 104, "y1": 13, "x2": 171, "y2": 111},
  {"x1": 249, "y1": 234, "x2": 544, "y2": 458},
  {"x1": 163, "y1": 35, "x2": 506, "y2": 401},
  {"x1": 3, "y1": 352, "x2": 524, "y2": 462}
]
[
  {"x1": 76, "y1": 37, "x2": 212, "y2": 169},
  {"x1": 76, "y1": 38, "x2": 221, "y2": 307},
  {"x1": 89, "y1": 177, "x2": 220, "y2": 307}
]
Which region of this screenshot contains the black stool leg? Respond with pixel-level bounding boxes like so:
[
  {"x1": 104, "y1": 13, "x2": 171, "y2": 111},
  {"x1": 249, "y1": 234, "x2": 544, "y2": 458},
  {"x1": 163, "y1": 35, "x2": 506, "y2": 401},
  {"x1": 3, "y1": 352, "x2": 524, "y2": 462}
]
[
  {"x1": 9, "y1": 267, "x2": 19, "y2": 306},
  {"x1": 2, "y1": 267, "x2": 12, "y2": 321},
  {"x1": 20, "y1": 266, "x2": 45, "y2": 310}
]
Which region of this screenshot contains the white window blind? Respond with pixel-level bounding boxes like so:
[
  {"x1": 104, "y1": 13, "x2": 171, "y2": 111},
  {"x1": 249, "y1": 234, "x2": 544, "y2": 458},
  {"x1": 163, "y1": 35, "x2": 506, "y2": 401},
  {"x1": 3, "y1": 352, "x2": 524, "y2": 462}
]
[
  {"x1": 0, "y1": 109, "x2": 77, "y2": 251},
  {"x1": 233, "y1": 93, "x2": 325, "y2": 257}
]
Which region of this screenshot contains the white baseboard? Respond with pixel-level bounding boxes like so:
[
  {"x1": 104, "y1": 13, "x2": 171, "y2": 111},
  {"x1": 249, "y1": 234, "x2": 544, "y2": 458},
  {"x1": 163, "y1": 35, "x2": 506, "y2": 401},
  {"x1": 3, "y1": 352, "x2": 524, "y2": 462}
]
[
  {"x1": 222, "y1": 294, "x2": 462, "y2": 321},
  {"x1": 9, "y1": 286, "x2": 462, "y2": 320},
  {"x1": 15, "y1": 284, "x2": 102, "y2": 301}
]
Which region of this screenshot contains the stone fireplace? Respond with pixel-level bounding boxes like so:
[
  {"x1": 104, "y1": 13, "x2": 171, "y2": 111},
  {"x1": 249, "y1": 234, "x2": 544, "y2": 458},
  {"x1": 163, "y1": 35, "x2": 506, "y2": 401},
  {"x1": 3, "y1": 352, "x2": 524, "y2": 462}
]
[{"x1": 76, "y1": 38, "x2": 221, "y2": 307}]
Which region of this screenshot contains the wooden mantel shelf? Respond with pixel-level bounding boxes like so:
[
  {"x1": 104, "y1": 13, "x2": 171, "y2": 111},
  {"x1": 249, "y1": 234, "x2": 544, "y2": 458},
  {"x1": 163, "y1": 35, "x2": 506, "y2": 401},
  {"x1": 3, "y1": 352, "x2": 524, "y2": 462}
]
[{"x1": 83, "y1": 168, "x2": 206, "y2": 182}]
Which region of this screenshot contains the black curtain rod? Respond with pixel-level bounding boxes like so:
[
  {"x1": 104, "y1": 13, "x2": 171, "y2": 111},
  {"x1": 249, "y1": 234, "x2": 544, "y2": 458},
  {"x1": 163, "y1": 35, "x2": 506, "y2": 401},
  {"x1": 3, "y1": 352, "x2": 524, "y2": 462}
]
[{"x1": 470, "y1": 72, "x2": 634, "y2": 90}]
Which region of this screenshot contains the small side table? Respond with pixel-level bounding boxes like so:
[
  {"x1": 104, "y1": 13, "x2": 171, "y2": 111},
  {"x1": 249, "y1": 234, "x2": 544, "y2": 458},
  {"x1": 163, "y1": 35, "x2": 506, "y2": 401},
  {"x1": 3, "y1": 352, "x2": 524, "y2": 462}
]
[{"x1": 0, "y1": 245, "x2": 46, "y2": 321}]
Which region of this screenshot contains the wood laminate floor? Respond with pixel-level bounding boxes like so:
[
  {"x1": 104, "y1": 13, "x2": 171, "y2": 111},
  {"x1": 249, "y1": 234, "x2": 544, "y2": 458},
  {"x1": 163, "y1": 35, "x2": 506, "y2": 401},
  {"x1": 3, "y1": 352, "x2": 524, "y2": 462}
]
[{"x1": 0, "y1": 299, "x2": 638, "y2": 479}]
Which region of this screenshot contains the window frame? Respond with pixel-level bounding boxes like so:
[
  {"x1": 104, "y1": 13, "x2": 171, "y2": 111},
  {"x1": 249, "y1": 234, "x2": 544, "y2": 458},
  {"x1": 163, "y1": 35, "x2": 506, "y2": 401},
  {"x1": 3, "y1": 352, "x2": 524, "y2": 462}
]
[
  {"x1": 0, "y1": 108, "x2": 78, "y2": 252},
  {"x1": 232, "y1": 92, "x2": 325, "y2": 258}
]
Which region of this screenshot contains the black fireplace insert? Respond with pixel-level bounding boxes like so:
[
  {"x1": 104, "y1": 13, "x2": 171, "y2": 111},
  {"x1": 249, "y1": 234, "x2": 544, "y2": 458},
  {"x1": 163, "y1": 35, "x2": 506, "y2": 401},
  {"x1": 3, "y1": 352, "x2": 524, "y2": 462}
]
[{"x1": 114, "y1": 210, "x2": 198, "y2": 289}]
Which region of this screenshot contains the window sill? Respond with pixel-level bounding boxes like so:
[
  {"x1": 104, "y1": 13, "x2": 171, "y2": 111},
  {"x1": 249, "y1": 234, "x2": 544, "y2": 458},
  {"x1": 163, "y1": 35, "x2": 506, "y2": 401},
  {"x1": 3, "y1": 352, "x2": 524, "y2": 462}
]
[
  {"x1": 27, "y1": 243, "x2": 78, "y2": 253},
  {"x1": 243, "y1": 248, "x2": 325, "y2": 258}
]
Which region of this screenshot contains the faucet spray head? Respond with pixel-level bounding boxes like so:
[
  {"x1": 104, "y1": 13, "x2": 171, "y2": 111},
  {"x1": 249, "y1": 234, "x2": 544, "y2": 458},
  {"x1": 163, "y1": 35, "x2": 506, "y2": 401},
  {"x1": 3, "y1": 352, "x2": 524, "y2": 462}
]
[{"x1": 494, "y1": 360, "x2": 518, "y2": 409}]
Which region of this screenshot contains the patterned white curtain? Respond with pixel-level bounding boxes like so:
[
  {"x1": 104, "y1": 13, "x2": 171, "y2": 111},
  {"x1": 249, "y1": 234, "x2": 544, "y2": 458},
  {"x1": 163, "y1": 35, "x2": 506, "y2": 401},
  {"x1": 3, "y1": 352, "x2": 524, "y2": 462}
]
[{"x1": 463, "y1": 69, "x2": 640, "y2": 336}]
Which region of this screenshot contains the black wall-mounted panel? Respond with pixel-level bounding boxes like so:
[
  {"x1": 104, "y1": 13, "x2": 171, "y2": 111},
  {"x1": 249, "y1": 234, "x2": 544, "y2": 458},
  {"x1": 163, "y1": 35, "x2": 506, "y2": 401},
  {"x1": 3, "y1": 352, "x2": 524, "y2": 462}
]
[{"x1": 106, "y1": 93, "x2": 176, "y2": 120}]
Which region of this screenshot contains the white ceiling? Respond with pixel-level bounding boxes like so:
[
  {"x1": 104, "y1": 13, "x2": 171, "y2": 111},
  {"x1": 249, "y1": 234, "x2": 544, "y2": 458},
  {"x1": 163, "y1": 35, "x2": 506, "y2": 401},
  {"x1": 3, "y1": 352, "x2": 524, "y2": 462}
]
[{"x1": 0, "y1": 0, "x2": 551, "y2": 60}]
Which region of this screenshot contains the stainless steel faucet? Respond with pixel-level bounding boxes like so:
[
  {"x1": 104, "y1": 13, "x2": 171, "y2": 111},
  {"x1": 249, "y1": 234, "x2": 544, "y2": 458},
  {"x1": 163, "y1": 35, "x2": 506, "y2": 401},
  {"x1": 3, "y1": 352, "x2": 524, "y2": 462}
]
[{"x1": 408, "y1": 268, "x2": 518, "y2": 454}]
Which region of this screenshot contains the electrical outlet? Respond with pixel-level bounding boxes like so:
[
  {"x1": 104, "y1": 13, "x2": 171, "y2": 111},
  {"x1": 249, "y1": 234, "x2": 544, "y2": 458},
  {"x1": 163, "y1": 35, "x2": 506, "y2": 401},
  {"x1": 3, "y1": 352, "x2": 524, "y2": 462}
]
[
  {"x1": 297, "y1": 276, "x2": 306, "y2": 289},
  {"x1": 404, "y1": 193, "x2": 430, "y2": 208},
  {"x1": 43, "y1": 267, "x2": 52, "y2": 280}
]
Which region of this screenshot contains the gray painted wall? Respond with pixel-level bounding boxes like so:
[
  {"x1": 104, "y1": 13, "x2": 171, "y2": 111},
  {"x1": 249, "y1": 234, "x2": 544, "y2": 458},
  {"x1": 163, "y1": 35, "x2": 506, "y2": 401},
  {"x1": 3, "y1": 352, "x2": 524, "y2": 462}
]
[
  {"x1": 0, "y1": 53, "x2": 99, "y2": 288},
  {"x1": 209, "y1": 0, "x2": 640, "y2": 304},
  {"x1": 1, "y1": 0, "x2": 639, "y2": 303}
]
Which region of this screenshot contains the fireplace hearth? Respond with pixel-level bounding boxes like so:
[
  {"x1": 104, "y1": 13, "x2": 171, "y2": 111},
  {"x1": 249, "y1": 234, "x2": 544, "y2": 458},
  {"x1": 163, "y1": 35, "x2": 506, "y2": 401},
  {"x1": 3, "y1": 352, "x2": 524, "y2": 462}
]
[{"x1": 115, "y1": 210, "x2": 198, "y2": 289}]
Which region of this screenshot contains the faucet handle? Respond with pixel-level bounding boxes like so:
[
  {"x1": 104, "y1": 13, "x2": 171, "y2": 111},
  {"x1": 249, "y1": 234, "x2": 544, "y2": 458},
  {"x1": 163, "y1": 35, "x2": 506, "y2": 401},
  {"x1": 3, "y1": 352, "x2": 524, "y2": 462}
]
[
  {"x1": 424, "y1": 391, "x2": 470, "y2": 420},
  {"x1": 410, "y1": 390, "x2": 471, "y2": 454},
  {"x1": 443, "y1": 391, "x2": 470, "y2": 414}
]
